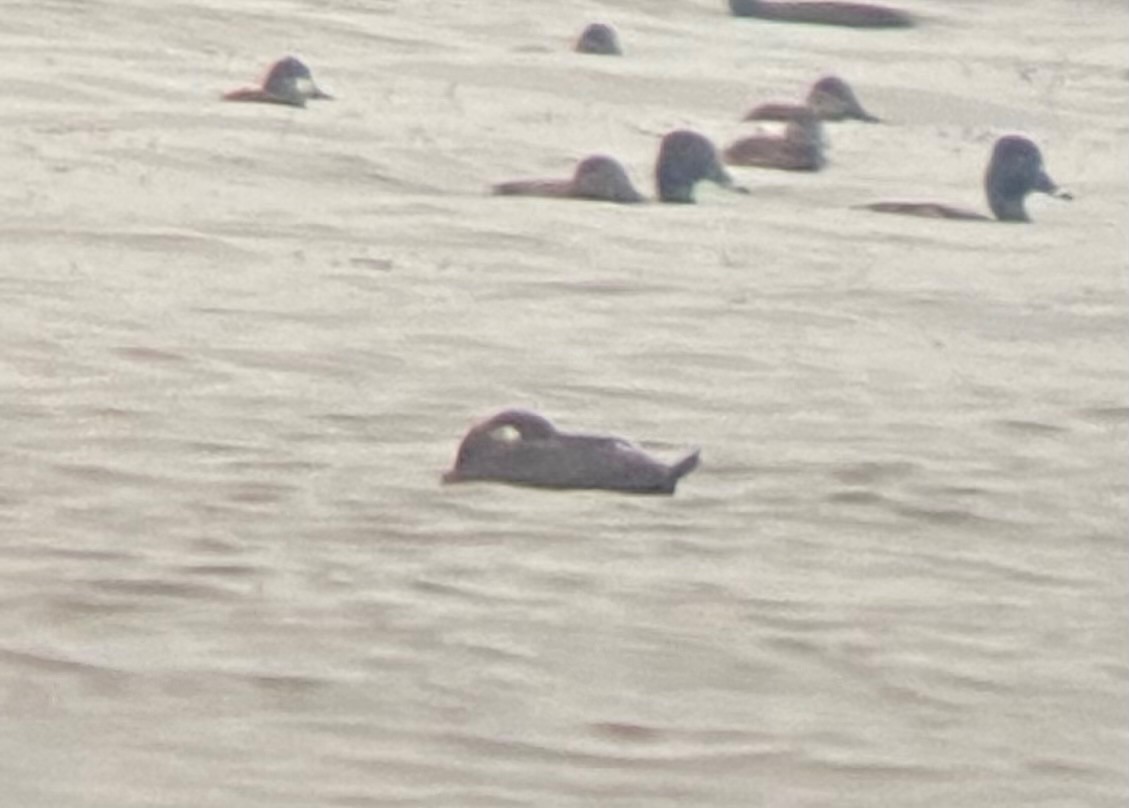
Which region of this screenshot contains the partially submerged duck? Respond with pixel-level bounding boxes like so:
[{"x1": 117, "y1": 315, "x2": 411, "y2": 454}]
[
  {"x1": 575, "y1": 23, "x2": 623, "y2": 55},
  {"x1": 728, "y1": 0, "x2": 913, "y2": 28},
  {"x1": 744, "y1": 76, "x2": 878, "y2": 123},
  {"x1": 492, "y1": 130, "x2": 744, "y2": 204},
  {"x1": 222, "y1": 56, "x2": 333, "y2": 108},
  {"x1": 862, "y1": 135, "x2": 1072, "y2": 223},
  {"x1": 724, "y1": 108, "x2": 825, "y2": 171},
  {"x1": 443, "y1": 409, "x2": 701, "y2": 495},
  {"x1": 493, "y1": 155, "x2": 645, "y2": 203}
]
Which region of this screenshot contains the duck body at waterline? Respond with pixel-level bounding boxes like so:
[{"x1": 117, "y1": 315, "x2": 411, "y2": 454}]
[
  {"x1": 862, "y1": 135, "x2": 1072, "y2": 223},
  {"x1": 222, "y1": 56, "x2": 333, "y2": 108},
  {"x1": 493, "y1": 155, "x2": 645, "y2": 204},
  {"x1": 728, "y1": 0, "x2": 913, "y2": 28},
  {"x1": 725, "y1": 109, "x2": 825, "y2": 171},
  {"x1": 492, "y1": 131, "x2": 744, "y2": 205},
  {"x1": 744, "y1": 76, "x2": 879, "y2": 123},
  {"x1": 443, "y1": 410, "x2": 701, "y2": 495}
]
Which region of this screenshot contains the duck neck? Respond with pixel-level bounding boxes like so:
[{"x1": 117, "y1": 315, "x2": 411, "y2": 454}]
[
  {"x1": 658, "y1": 183, "x2": 694, "y2": 204},
  {"x1": 987, "y1": 190, "x2": 1029, "y2": 222}
]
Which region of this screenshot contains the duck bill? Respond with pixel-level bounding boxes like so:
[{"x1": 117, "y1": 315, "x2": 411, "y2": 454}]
[
  {"x1": 300, "y1": 79, "x2": 333, "y2": 100},
  {"x1": 840, "y1": 93, "x2": 879, "y2": 123},
  {"x1": 710, "y1": 162, "x2": 735, "y2": 187},
  {"x1": 711, "y1": 164, "x2": 750, "y2": 196},
  {"x1": 1034, "y1": 169, "x2": 1070, "y2": 199},
  {"x1": 1034, "y1": 168, "x2": 1072, "y2": 200}
]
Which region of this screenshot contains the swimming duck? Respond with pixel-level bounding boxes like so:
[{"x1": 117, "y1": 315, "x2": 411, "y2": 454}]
[
  {"x1": 443, "y1": 409, "x2": 701, "y2": 495},
  {"x1": 575, "y1": 23, "x2": 623, "y2": 55},
  {"x1": 493, "y1": 155, "x2": 645, "y2": 203},
  {"x1": 724, "y1": 108, "x2": 825, "y2": 171},
  {"x1": 655, "y1": 130, "x2": 744, "y2": 203},
  {"x1": 492, "y1": 130, "x2": 743, "y2": 204},
  {"x1": 728, "y1": 0, "x2": 913, "y2": 28},
  {"x1": 222, "y1": 56, "x2": 333, "y2": 108},
  {"x1": 862, "y1": 135, "x2": 1071, "y2": 222},
  {"x1": 744, "y1": 76, "x2": 879, "y2": 123}
]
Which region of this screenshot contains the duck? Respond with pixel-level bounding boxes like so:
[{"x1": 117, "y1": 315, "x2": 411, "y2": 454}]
[
  {"x1": 442, "y1": 409, "x2": 701, "y2": 495},
  {"x1": 492, "y1": 130, "x2": 744, "y2": 204},
  {"x1": 656, "y1": 130, "x2": 745, "y2": 203},
  {"x1": 575, "y1": 23, "x2": 623, "y2": 55},
  {"x1": 744, "y1": 76, "x2": 879, "y2": 123},
  {"x1": 862, "y1": 135, "x2": 1072, "y2": 223},
  {"x1": 724, "y1": 108, "x2": 825, "y2": 171},
  {"x1": 728, "y1": 0, "x2": 913, "y2": 28},
  {"x1": 222, "y1": 56, "x2": 333, "y2": 108},
  {"x1": 493, "y1": 155, "x2": 645, "y2": 203}
]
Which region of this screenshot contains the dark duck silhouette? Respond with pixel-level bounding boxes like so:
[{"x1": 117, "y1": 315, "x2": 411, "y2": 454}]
[
  {"x1": 728, "y1": 0, "x2": 913, "y2": 28},
  {"x1": 862, "y1": 135, "x2": 1072, "y2": 223},
  {"x1": 222, "y1": 56, "x2": 332, "y2": 108},
  {"x1": 744, "y1": 76, "x2": 879, "y2": 123},
  {"x1": 575, "y1": 23, "x2": 623, "y2": 55},
  {"x1": 493, "y1": 155, "x2": 645, "y2": 203},
  {"x1": 655, "y1": 130, "x2": 744, "y2": 203},
  {"x1": 493, "y1": 130, "x2": 744, "y2": 204},
  {"x1": 724, "y1": 108, "x2": 825, "y2": 171},
  {"x1": 443, "y1": 409, "x2": 701, "y2": 495}
]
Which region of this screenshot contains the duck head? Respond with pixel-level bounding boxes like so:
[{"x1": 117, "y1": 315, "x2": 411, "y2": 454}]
[
  {"x1": 263, "y1": 56, "x2": 333, "y2": 104},
  {"x1": 985, "y1": 135, "x2": 1071, "y2": 222},
  {"x1": 223, "y1": 56, "x2": 333, "y2": 107},
  {"x1": 806, "y1": 75, "x2": 878, "y2": 122},
  {"x1": 656, "y1": 130, "x2": 745, "y2": 203},
  {"x1": 571, "y1": 155, "x2": 645, "y2": 202},
  {"x1": 575, "y1": 23, "x2": 623, "y2": 55},
  {"x1": 443, "y1": 409, "x2": 558, "y2": 484}
]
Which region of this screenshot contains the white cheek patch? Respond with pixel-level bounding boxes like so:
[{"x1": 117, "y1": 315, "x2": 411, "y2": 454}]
[{"x1": 492, "y1": 425, "x2": 522, "y2": 443}]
